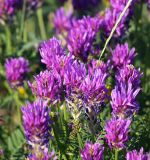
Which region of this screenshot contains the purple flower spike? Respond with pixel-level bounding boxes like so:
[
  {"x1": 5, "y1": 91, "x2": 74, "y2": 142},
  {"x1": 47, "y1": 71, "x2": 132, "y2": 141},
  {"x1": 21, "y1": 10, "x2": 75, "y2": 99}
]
[
  {"x1": 126, "y1": 148, "x2": 150, "y2": 160},
  {"x1": 0, "y1": 0, "x2": 22, "y2": 23},
  {"x1": 88, "y1": 60, "x2": 109, "y2": 76},
  {"x1": 80, "y1": 69, "x2": 108, "y2": 109},
  {"x1": 64, "y1": 60, "x2": 86, "y2": 98},
  {"x1": 80, "y1": 142, "x2": 104, "y2": 160},
  {"x1": 111, "y1": 43, "x2": 136, "y2": 69},
  {"x1": 22, "y1": 99, "x2": 51, "y2": 149},
  {"x1": 105, "y1": 117, "x2": 131, "y2": 149},
  {"x1": 53, "y1": 7, "x2": 72, "y2": 34},
  {"x1": 103, "y1": 8, "x2": 129, "y2": 38},
  {"x1": 39, "y1": 37, "x2": 65, "y2": 69},
  {"x1": 116, "y1": 65, "x2": 143, "y2": 88},
  {"x1": 28, "y1": 70, "x2": 63, "y2": 103},
  {"x1": 5, "y1": 57, "x2": 29, "y2": 87},
  {"x1": 111, "y1": 83, "x2": 140, "y2": 117},
  {"x1": 67, "y1": 16, "x2": 101, "y2": 61}
]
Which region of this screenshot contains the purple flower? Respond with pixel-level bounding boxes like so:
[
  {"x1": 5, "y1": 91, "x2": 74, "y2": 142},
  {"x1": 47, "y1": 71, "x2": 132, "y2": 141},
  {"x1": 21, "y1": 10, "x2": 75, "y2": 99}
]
[
  {"x1": 28, "y1": 70, "x2": 63, "y2": 103},
  {"x1": 0, "y1": 0, "x2": 22, "y2": 23},
  {"x1": 64, "y1": 60, "x2": 86, "y2": 100},
  {"x1": 39, "y1": 37, "x2": 65, "y2": 69},
  {"x1": 110, "y1": 0, "x2": 129, "y2": 11},
  {"x1": 111, "y1": 83, "x2": 140, "y2": 117},
  {"x1": 103, "y1": 8, "x2": 129, "y2": 38},
  {"x1": 5, "y1": 57, "x2": 29, "y2": 86},
  {"x1": 115, "y1": 65, "x2": 143, "y2": 88},
  {"x1": 22, "y1": 99, "x2": 51, "y2": 149},
  {"x1": 0, "y1": 149, "x2": 3, "y2": 156},
  {"x1": 111, "y1": 43, "x2": 136, "y2": 69},
  {"x1": 80, "y1": 142, "x2": 104, "y2": 160},
  {"x1": 148, "y1": 0, "x2": 150, "y2": 10},
  {"x1": 105, "y1": 117, "x2": 131, "y2": 149},
  {"x1": 79, "y1": 68, "x2": 108, "y2": 110},
  {"x1": 126, "y1": 148, "x2": 150, "y2": 160},
  {"x1": 67, "y1": 16, "x2": 101, "y2": 61},
  {"x1": 53, "y1": 7, "x2": 73, "y2": 34},
  {"x1": 88, "y1": 60, "x2": 109, "y2": 76}
]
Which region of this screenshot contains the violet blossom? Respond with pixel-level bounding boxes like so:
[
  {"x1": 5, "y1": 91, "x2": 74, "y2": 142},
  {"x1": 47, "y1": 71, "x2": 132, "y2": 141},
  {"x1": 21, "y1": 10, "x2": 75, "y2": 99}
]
[
  {"x1": 126, "y1": 148, "x2": 150, "y2": 160},
  {"x1": 105, "y1": 117, "x2": 131, "y2": 149},
  {"x1": 80, "y1": 142, "x2": 104, "y2": 160},
  {"x1": 5, "y1": 57, "x2": 29, "y2": 87}
]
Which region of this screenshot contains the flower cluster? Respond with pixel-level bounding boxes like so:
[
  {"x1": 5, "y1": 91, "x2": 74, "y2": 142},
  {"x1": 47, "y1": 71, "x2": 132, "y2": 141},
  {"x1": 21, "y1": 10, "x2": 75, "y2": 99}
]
[
  {"x1": 126, "y1": 148, "x2": 150, "y2": 160},
  {"x1": 0, "y1": 0, "x2": 22, "y2": 23},
  {"x1": 111, "y1": 83, "x2": 140, "y2": 117},
  {"x1": 53, "y1": 7, "x2": 73, "y2": 34},
  {"x1": 39, "y1": 37, "x2": 65, "y2": 70},
  {"x1": 5, "y1": 57, "x2": 29, "y2": 87},
  {"x1": 67, "y1": 16, "x2": 101, "y2": 61},
  {"x1": 28, "y1": 70, "x2": 64, "y2": 103},
  {"x1": 80, "y1": 142, "x2": 104, "y2": 160},
  {"x1": 111, "y1": 43, "x2": 136, "y2": 69},
  {"x1": 110, "y1": 43, "x2": 142, "y2": 117},
  {"x1": 102, "y1": 0, "x2": 135, "y2": 38},
  {"x1": 22, "y1": 99, "x2": 51, "y2": 149},
  {"x1": 105, "y1": 118, "x2": 131, "y2": 149}
]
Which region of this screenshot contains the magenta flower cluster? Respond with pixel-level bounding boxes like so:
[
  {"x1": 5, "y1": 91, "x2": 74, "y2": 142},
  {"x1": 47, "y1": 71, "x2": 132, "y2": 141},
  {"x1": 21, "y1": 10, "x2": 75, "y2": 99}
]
[
  {"x1": 105, "y1": 118, "x2": 131, "y2": 149},
  {"x1": 110, "y1": 43, "x2": 142, "y2": 117},
  {"x1": 5, "y1": 57, "x2": 29, "y2": 87},
  {"x1": 102, "y1": 0, "x2": 135, "y2": 38},
  {"x1": 22, "y1": 99, "x2": 51, "y2": 148},
  {"x1": 67, "y1": 16, "x2": 101, "y2": 61},
  {"x1": 126, "y1": 148, "x2": 150, "y2": 160},
  {"x1": 80, "y1": 142, "x2": 104, "y2": 160}
]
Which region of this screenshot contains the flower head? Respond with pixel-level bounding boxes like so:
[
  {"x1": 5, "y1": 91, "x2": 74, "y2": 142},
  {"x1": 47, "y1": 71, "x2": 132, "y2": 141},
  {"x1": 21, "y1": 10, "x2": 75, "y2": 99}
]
[
  {"x1": 0, "y1": 0, "x2": 22, "y2": 23},
  {"x1": 79, "y1": 68, "x2": 108, "y2": 110},
  {"x1": 111, "y1": 43, "x2": 136, "y2": 69},
  {"x1": 116, "y1": 65, "x2": 142, "y2": 88},
  {"x1": 53, "y1": 7, "x2": 72, "y2": 34},
  {"x1": 126, "y1": 148, "x2": 150, "y2": 160},
  {"x1": 103, "y1": 8, "x2": 129, "y2": 38},
  {"x1": 5, "y1": 57, "x2": 29, "y2": 86},
  {"x1": 28, "y1": 70, "x2": 63, "y2": 103},
  {"x1": 22, "y1": 99, "x2": 51, "y2": 149},
  {"x1": 111, "y1": 83, "x2": 140, "y2": 117},
  {"x1": 67, "y1": 16, "x2": 101, "y2": 61},
  {"x1": 105, "y1": 117, "x2": 131, "y2": 149},
  {"x1": 80, "y1": 142, "x2": 104, "y2": 160},
  {"x1": 39, "y1": 37, "x2": 65, "y2": 69}
]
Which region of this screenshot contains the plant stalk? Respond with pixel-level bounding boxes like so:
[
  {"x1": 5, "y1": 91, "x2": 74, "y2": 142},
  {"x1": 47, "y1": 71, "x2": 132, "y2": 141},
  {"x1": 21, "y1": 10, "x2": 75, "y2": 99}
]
[
  {"x1": 37, "y1": 7, "x2": 47, "y2": 39},
  {"x1": 5, "y1": 25, "x2": 12, "y2": 55},
  {"x1": 115, "y1": 149, "x2": 119, "y2": 160}
]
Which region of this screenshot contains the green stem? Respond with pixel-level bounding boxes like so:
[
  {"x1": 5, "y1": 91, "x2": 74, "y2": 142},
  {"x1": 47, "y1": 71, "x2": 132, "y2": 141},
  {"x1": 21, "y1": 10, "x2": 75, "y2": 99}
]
[
  {"x1": 14, "y1": 91, "x2": 23, "y2": 125},
  {"x1": 115, "y1": 149, "x2": 119, "y2": 160},
  {"x1": 23, "y1": 21, "x2": 28, "y2": 43},
  {"x1": 5, "y1": 25, "x2": 12, "y2": 55},
  {"x1": 77, "y1": 132, "x2": 83, "y2": 149},
  {"x1": 99, "y1": 0, "x2": 133, "y2": 60},
  {"x1": 20, "y1": 0, "x2": 26, "y2": 41},
  {"x1": 37, "y1": 7, "x2": 47, "y2": 39}
]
